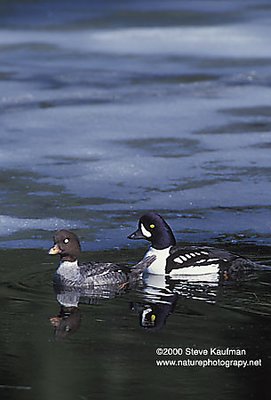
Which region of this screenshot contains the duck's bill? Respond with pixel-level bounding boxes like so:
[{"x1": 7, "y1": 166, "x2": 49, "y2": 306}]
[
  {"x1": 127, "y1": 228, "x2": 145, "y2": 240},
  {"x1": 48, "y1": 244, "x2": 61, "y2": 255}
]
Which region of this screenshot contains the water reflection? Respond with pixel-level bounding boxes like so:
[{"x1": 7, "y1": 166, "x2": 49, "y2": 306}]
[
  {"x1": 130, "y1": 289, "x2": 178, "y2": 331},
  {"x1": 50, "y1": 306, "x2": 81, "y2": 340},
  {"x1": 50, "y1": 282, "x2": 128, "y2": 339},
  {"x1": 131, "y1": 267, "x2": 271, "y2": 331},
  {"x1": 50, "y1": 279, "x2": 179, "y2": 338},
  {"x1": 50, "y1": 266, "x2": 271, "y2": 339},
  {"x1": 128, "y1": 274, "x2": 219, "y2": 333}
]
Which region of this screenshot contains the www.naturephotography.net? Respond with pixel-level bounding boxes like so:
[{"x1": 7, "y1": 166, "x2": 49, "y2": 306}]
[{"x1": 156, "y1": 359, "x2": 261, "y2": 368}]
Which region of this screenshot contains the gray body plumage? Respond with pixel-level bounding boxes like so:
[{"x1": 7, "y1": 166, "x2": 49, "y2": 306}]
[{"x1": 54, "y1": 257, "x2": 155, "y2": 288}]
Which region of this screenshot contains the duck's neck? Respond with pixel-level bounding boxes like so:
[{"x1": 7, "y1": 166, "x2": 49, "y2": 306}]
[
  {"x1": 151, "y1": 232, "x2": 176, "y2": 250},
  {"x1": 59, "y1": 259, "x2": 79, "y2": 268},
  {"x1": 60, "y1": 254, "x2": 78, "y2": 262},
  {"x1": 56, "y1": 260, "x2": 80, "y2": 283}
]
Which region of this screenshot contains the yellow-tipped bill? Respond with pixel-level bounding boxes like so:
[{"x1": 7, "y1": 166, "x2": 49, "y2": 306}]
[{"x1": 48, "y1": 244, "x2": 61, "y2": 255}]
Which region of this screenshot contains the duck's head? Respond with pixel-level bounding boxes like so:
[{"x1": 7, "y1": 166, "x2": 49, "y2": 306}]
[
  {"x1": 128, "y1": 212, "x2": 176, "y2": 249},
  {"x1": 49, "y1": 229, "x2": 81, "y2": 262}
]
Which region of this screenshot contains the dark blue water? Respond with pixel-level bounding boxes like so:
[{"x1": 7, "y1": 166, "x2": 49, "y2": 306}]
[{"x1": 1, "y1": 1, "x2": 271, "y2": 399}]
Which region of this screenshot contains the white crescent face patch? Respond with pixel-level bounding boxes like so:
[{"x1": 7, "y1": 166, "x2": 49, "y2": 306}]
[{"x1": 141, "y1": 223, "x2": 152, "y2": 238}]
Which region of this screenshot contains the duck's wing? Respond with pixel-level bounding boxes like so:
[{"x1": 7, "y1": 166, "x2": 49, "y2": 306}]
[
  {"x1": 79, "y1": 262, "x2": 117, "y2": 277},
  {"x1": 166, "y1": 246, "x2": 257, "y2": 275},
  {"x1": 130, "y1": 255, "x2": 157, "y2": 274},
  {"x1": 77, "y1": 256, "x2": 156, "y2": 286},
  {"x1": 166, "y1": 246, "x2": 261, "y2": 279},
  {"x1": 79, "y1": 262, "x2": 127, "y2": 279},
  {"x1": 128, "y1": 255, "x2": 157, "y2": 282},
  {"x1": 78, "y1": 261, "x2": 128, "y2": 285},
  {"x1": 80, "y1": 256, "x2": 156, "y2": 277}
]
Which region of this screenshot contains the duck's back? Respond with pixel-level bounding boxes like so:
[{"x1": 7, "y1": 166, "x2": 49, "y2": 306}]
[
  {"x1": 165, "y1": 245, "x2": 260, "y2": 277},
  {"x1": 79, "y1": 262, "x2": 129, "y2": 286}
]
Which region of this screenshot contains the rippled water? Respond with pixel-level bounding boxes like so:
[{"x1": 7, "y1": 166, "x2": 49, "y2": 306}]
[
  {"x1": 1, "y1": 248, "x2": 271, "y2": 400},
  {"x1": 1, "y1": 1, "x2": 271, "y2": 399}
]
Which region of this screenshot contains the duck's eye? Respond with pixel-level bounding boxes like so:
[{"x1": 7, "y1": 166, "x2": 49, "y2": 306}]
[
  {"x1": 63, "y1": 238, "x2": 70, "y2": 244},
  {"x1": 149, "y1": 224, "x2": 155, "y2": 229}
]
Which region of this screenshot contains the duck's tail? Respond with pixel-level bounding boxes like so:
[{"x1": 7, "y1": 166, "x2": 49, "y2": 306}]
[{"x1": 129, "y1": 255, "x2": 156, "y2": 282}]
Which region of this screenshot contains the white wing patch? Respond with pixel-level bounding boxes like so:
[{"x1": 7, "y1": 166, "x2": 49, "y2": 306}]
[
  {"x1": 174, "y1": 257, "x2": 184, "y2": 264},
  {"x1": 143, "y1": 246, "x2": 221, "y2": 276},
  {"x1": 171, "y1": 251, "x2": 220, "y2": 275},
  {"x1": 141, "y1": 223, "x2": 152, "y2": 238},
  {"x1": 170, "y1": 263, "x2": 219, "y2": 276},
  {"x1": 174, "y1": 255, "x2": 190, "y2": 263},
  {"x1": 195, "y1": 259, "x2": 208, "y2": 264},
  {"x1": 173, "y1": 251, "x2": 211, "y2": 264}
]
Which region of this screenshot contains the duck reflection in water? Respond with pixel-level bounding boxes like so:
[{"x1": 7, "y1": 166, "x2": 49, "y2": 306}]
[
  {"x1": 130, "y1": 264, "x2": 263, "y2": 332},
  {"x1": 130, "y1": 288, "x2": 178, "y2": 332},
  {"x1": 50, "y1": 265, "x2": 264, "y2": 338},
  {"x1": 50, "y1": 282, "x2": 129, "y2": 339},
  {"x1": 130, "y1": 274, "x2": 210, "y2": 332},
  {"x1": 50, "y1": 306, "x2": 81, "y2": 340}
]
